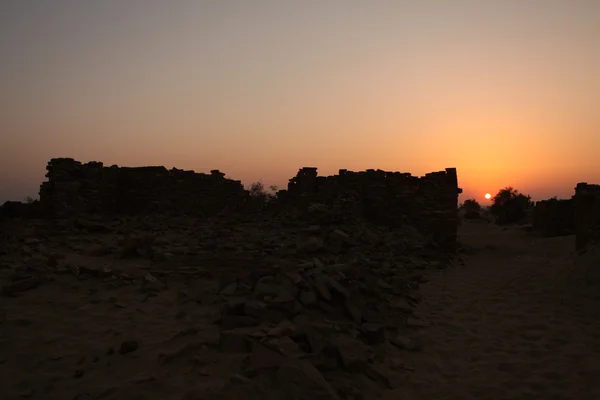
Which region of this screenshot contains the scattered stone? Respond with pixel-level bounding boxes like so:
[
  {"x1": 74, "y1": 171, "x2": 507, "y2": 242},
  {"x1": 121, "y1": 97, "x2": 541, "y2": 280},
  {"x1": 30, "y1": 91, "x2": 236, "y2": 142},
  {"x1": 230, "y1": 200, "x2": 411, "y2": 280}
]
[
  {"x1": 406, "y1": 317, "x2": 428, "y2": 328},
  {"x1": 297, "y1": 236, "x2": 325, "y2": 253},
  {"x1": 2, "y1": 160, "x2": 465, "y2": 400},
  {"x1": 118, "y1": 341, "x2": 139, "y2": 355},
  {"x1": 359, "y1": 323, "x2": 386, "y2": 344},
  {"x1": 331, "y1": 335, "x2": 370, "y2": 372},
  {"x1": 299, "y1": 289, "x2": 318, "y2": 307},
  {"x1": 276, "y1": 361, "x2": 340, "y2": 400},
  {"x1": 1, "y1": 277, "x2": 41, "y2": 297},
  {"x1": 140, "y1": 273, "x2": 165, "y2": 294},
  {"x1": 391, "y1": 334, "x2": 422, "y2": 351},
  {"x1": 365, "y1": 362, "x2": 395, "y2": 389},
  {"x1": 219, "y1": 331, "x2": 251, "y2": 353}
]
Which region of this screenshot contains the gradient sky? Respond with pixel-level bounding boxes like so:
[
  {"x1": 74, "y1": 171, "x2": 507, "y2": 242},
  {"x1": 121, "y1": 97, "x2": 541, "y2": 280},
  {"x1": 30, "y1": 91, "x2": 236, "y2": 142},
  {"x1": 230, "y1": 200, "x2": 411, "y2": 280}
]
[{"x1": 1, "y1": 0, "x2": 599, "y2": 203}]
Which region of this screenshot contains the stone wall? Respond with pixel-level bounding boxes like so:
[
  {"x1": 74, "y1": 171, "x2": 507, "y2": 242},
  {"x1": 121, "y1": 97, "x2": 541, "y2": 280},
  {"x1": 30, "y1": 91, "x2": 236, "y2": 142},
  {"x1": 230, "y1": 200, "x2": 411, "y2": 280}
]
[
  {"x1": 574, "y1": 182, "x2": 600, "y2": 250},
  {"x1": 279, "y1": 167, "x2": 462, "y2": 250},
  {"x1": 39, "y1": 158, "x2": 247, "y2": 215},
  {"x1": 532, "y1": 198, "x2": 574, "y2": 237}
]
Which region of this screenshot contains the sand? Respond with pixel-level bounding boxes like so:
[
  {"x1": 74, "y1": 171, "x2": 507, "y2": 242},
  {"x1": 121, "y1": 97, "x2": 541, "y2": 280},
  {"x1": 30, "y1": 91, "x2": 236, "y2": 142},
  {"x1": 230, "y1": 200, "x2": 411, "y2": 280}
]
[
  {"x1": 2, "y1": 218, "x2": 600, "y2": 399},
  {"x1": 388, "y1": 221, "x2": 600, "y2": 400}
]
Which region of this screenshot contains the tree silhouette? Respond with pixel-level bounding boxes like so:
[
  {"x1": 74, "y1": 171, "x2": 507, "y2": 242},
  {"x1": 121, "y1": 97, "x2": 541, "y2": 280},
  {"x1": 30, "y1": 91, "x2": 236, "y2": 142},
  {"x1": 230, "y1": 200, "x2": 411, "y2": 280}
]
[{"x1": 489, "y1": 187, "x2": 533, "y2": 224}]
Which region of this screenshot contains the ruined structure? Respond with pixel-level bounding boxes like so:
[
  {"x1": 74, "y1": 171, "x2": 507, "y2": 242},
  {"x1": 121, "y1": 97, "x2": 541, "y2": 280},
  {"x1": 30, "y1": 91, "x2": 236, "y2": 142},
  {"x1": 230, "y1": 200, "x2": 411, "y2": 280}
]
[
  {"x1": 532, "y1": 198, "x2": 574, "y2": 237},
  {"x1": 39, "y1": 158, "x2": 247, "y2": 215},
  {"x1": 279, "y1": 167, "x2": 462, "y2": 250},
  {"x1": 574, "y1": 183, "x2": 600, "y2": 250},
  {"x1": 36, "y1": 159, "x2": 462, "y2": 250}
]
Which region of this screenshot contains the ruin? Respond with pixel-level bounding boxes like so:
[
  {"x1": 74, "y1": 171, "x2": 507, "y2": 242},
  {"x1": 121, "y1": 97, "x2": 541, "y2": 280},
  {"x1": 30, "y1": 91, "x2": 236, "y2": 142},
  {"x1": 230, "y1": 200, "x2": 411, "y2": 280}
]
[
  {"x1": 574, "y1": 182, "x2": 600, "y2": 250},
  {"x1": 532, "y1": 198, "x2": 574, "y2": 237},
  {"x1": 38, "y1": 158, "x2": 247, "y2": 215},
  {"x1": 34, "y1": 159, "x2": 462, "y2": 250},
  {"x1": 280, "y1": 167, "x2": 462, "y2": 250}
]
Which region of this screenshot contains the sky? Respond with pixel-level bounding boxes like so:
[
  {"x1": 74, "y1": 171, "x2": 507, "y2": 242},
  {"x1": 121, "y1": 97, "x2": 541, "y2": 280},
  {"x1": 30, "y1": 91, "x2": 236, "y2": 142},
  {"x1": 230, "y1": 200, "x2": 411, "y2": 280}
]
[{"x1": 1, "y1": 0, "x2": 599, "y2": 203}]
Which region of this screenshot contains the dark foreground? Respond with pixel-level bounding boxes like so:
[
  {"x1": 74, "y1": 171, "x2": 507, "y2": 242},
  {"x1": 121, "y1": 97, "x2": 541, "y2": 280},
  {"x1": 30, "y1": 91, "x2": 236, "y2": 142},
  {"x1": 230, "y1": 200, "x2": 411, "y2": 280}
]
[{"x1": 1, "y1": 213, "x2": 599, "y2": 400}]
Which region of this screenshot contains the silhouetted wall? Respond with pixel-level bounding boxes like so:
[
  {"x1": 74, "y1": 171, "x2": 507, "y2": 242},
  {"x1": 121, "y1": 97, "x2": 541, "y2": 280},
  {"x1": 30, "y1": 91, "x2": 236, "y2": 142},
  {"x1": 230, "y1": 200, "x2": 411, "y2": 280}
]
[
  {"x1": 39, "y1": 158, "x2": 247, "y2": 215},
  {"x1": 574, "y1": 182, "x2": 600, "y2": 250},
  {"x1": 279, "y1": 167, "x2": 462, "y2": 250},
  {"x1": 533, "y1": 198, "x2": 574, "y2": 237}
]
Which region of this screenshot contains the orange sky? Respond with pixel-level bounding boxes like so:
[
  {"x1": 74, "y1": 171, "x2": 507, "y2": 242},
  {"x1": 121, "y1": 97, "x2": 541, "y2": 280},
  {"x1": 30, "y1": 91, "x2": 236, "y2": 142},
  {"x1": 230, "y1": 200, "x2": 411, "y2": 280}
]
[{"x1": 1, "y1": 0, "x2": 599, "y2": 203}]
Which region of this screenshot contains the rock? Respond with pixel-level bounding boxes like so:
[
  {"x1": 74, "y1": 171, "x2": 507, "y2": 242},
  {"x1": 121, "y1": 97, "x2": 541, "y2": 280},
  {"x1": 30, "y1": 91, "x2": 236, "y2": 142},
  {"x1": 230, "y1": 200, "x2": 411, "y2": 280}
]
[
  {"x1": 140, "y1": 273, "x2": 165, "y2": 294},
  {"x1": 327, "y1": 277, "x2": 350, "y2": 299},
  {"x1": 365, "y1": 362, "x2": 395, "y2": 389},
  {"x1": 388, "y1": 298, "x2": 413, "y2": 314},
  {"x1": 118, "y1": 341, "x2": 138, "y2": 355},
  {"x1": 266, "y1": 320, "x2": 297, "y2": 337},
  {"x1": 313, "y1": 275, "x2": 332, "y2": 301},
  {"x1": 297, "y1": 237, "x2": 324, "y2": 253},
  {"x1": 308, "y1": 203, "x2": 330, "y2": 215},
  {"x1": 331, "y1": 334, "x2": 369, "y2": 372},
  {"x1": 391, "y1": 334, "x2": 422, "y2": 351},
  {"x1": 344, "y1": 289, "x2": 366, "y2": 323},
  {"x1": 243, "y1": 342, "x2": 286, "y2": 377},
  {"x1": 344, "y1": 300, "x2": 363, "y2": 324},
  {"x1": 305, "y1": 225, "x2": 322, "y2": 234},
  {"x1": 219, "y1": 331, "x2": 251, "y2": 353},
  {"x1": 1, "y1": 277, "x2": 41, "y2": 297},
  {"x1": 359, "y1": 323, "x2": 386, "y2": 344},
  {"x1": 275, "y1": 361, "x2": 340, "y2": 400},
  {"x1": 266, "y1": 336, "x2": 304, "y2": 357},
  {"x1": 406, "y1": 317, "x2": 428, "y2": 328},
  {"x1": 299, "y1": 289, "x2": 318, "y2": 307},
  {"x1": 253, "y1": 276, "x2": 281, "y2": 298},
  {"x1": 329, "y1": 229, "x2": 354, "y2": 246},
  {"x1": 221, "y1": 316, "x2": 260, "y2": 329},
  {"x1": 220, "y1": 282, "x2": 239, "y2": 296},
  {"x1": 74, "y1": 219, "x2": 110, "y2": 233}
]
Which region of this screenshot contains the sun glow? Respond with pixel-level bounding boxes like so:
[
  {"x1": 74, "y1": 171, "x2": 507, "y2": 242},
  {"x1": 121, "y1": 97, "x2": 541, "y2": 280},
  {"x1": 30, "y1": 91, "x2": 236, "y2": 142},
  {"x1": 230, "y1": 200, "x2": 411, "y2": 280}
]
[{"x1": 484, "y1": 193, "x2": 491, "y2": 200}]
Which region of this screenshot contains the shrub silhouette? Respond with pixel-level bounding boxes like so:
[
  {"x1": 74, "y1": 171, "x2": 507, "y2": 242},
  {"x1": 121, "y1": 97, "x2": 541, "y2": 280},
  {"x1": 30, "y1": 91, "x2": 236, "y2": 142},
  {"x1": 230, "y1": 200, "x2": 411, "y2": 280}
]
[
  {"x1": 489, "y1": 187, "x2": 533, "y2": 224},
  {"x1": 247, "y1": 181, "x2": 278, "y2": 209},
  {"x1": 461, "y1": 198, "x2": 482, "y2": 219}
]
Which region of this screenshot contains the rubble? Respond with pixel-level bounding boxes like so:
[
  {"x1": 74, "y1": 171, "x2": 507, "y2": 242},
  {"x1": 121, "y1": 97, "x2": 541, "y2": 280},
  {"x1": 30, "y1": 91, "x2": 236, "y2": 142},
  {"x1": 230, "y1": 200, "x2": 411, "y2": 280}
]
[
  {"x1": 0, "y1": 158, "x2": 466, "y2": 399},
  {"x1": 574, "y1": 182, "x2": 600, "y2": 250}
]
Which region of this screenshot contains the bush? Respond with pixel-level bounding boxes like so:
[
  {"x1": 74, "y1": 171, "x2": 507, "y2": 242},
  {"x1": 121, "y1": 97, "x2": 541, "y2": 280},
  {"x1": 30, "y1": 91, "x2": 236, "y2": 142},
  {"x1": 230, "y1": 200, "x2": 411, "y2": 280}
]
[
  {"x1": 489, "y1": 187, "x2": 533, "y2": 225},
  {"x1": 462, "y1": 198, "x2": 481, "y2": 212},
  {"x1": 247, "y1": 181, "x2": 278, "y2": 209},
  {"x1": 460, "y1": 198, "x2": 482, "y2": 219}
]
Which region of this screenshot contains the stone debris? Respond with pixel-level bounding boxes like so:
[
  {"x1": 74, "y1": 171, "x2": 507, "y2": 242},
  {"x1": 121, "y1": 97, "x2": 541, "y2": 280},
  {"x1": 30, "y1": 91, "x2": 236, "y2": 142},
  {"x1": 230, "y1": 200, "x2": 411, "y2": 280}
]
[{"x1": 0, "y1": 159, "x2": 468, "y2": 399}]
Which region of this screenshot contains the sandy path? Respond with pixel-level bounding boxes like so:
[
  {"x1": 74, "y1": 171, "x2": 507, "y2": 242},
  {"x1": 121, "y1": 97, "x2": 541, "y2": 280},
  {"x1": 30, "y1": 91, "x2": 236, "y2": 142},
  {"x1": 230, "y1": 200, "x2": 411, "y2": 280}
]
[{"x1": 392, "y1": 222, "x2": 600, "y2": 400}]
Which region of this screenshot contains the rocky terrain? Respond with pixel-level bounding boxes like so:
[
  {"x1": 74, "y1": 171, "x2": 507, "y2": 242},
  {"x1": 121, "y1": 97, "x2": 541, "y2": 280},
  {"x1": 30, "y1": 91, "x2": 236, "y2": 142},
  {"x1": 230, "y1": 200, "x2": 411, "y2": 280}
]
[
  {"x1": 0, "y1": 204, "x2": 460, "y2": 400},
  {"x1": 1, "y1": 159, "x2": 463, "y2": 400},
  {"x1": 2, "y1": 159, "x2": 600, "y2": 399}
]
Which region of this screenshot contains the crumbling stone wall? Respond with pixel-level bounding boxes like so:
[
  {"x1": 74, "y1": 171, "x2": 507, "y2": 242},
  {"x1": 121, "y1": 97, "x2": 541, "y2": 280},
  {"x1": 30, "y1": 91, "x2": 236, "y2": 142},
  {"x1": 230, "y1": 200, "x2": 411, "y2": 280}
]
[
  {"x1": 533, "y1": 198, "x2": 574, "y2": 237},
  {"x1": 39, "y1": 158, "x2": 247, "y2": 215},
  {"x1": 574, "y1": 182, "x2": 600, "y2": 250},
  {"x1": 279, "y1": 167, "x2": 462, "y2": 250}
]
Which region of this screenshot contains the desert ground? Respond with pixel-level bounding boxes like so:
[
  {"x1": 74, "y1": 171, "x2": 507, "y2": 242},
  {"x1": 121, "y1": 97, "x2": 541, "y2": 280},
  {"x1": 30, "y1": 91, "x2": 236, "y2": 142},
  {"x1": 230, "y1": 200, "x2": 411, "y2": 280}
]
[{"x1": 1, "y1": 213, "x2": 599, "y2": 400}]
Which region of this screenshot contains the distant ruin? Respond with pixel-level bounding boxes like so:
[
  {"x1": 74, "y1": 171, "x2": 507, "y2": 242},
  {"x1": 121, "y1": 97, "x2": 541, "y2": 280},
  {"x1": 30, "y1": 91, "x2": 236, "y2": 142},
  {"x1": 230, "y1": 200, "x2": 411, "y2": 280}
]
[
  {"x1": 533, "y1": 198, "x2": 574, "y2": 237},
  {"x1": 574, "y1": 183, "x2": 600, "y2": 250},
  {"x1": 38, "y1": 158, "x2": 247, "y2": 215},
  {"x1": 532, "y1": 183, "x2": 600, "y2": 250},
  {"x1": 280, "y1": 167, "x2": 462, "y2": 250},
  {"x1": 27, "y1": 158, "x2": 464, "y2": 250}
]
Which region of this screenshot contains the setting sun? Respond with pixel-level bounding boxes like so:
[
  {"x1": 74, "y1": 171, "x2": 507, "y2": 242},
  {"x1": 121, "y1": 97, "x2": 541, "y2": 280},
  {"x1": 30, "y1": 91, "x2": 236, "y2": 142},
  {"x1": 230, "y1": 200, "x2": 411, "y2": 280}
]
[{"x1": 485, "y1": 193, "x2": 491, "y2": 200}]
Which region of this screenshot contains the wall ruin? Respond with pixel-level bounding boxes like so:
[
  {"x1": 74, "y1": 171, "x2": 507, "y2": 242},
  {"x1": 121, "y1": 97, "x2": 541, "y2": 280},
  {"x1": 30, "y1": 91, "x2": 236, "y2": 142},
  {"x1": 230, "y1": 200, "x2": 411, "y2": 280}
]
[
  {"x1": 574, "y1": 182, "x2": 600, "y2": 251},
  {"x1": 532, "y1": 198, "x2": 574, "y2": 237},
  {"x1": 37, "y1": 159, "x2": 462, "y2": 250},
  {"x1": 39, "y1": 158, "x2": 247, "y2": 215},
  {"x1": 279, "y1": 167, "x2": 462, "y2": 250}
]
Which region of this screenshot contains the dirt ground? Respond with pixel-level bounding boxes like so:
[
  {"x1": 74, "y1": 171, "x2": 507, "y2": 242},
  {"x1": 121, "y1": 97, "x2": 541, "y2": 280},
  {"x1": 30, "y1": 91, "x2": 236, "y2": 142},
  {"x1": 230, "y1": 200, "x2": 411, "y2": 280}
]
[
  {"x1": 1, "y1": 217, "x2": 599, "y2": 399},
  {"x1": 391, "y1": 220, "x2": 600, "y2": 400}
]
